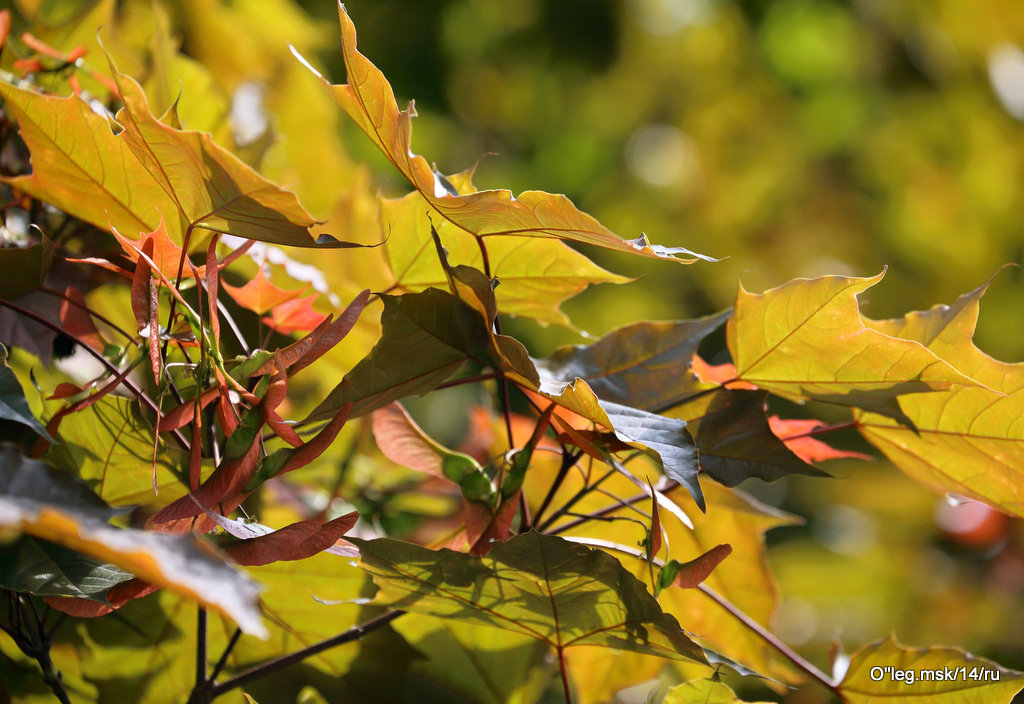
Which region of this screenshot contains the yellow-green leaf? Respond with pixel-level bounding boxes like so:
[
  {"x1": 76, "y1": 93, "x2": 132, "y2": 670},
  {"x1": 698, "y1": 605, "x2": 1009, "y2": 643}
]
[
  {"x1": 857, "y1": 280, "x2": 1024, "y2": 515},
  {"x1": 308, "y1": 5, "x2": 714, "y2": 264},
  {"x1": 839, "y1": 635, "x2": 1024, "y2": 703},
  {"x1": 380, "y1": 189, "x2": 629, "y2": 328},
  {"x1": 664, "y1": 679, "x2": 773, "y2": 703},
  {"x1": 729, "y1": 272, "x2": 976, "y2": 422},
  {"x1": 352, "y1": 532, "x2": 707, "y2": 664},
  {"x1": 109, "y1": 61, "x2": 320, "y2": 247},
  {"x1": 0, "y1": 81, "x2": 183, "y2": 242}
]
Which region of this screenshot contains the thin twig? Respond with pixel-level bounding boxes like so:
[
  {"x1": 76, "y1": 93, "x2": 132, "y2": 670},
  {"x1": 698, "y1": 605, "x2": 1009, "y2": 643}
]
[
  {"x1": 697, "y1": 583, "x2": 836, "y2": 690},
  {"x1": 207, "y1": 610, "x2": 404, "y2": 697}
]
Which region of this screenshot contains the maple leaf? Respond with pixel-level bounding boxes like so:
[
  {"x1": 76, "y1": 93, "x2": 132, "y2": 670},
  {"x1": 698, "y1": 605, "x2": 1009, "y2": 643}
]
[
  {"x1": 728, "y1": 271, "x2": 977, "y2": 423},
  {"x1": 768, "y1": 416, "x2": 872, "y2": 464},
  {"x1": 856, "y1": 278, "x2": 1024, "y2": 516},
  {"x1": 222, "y1": 265, "x2": 305, "y2": 315},
  {"x1": 261, "y1": 293, "x2": 328, "y2": 334},
  {"x1": 302, "y1": 5, "x2": 716, "y2": 264}
]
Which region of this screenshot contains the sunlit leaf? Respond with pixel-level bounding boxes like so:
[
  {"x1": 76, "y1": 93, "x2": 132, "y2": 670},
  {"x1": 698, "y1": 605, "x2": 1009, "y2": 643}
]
[
  {"x1": 380, "y1": 188, "x2": 630, "y2": 328},
  {"x1": 307, "y1": 5, "x2": 715, "y2": 264},
  {"x1": 261, "y1": 293, "x2": 329, "y2": 335},
  {"x1": 393, "y1": 613, "x2": 554, "y2": 704},
  {"x1": 109, "y1": 61, "x2": 326, "y2": 247},
  {"x1": 45, "y1": 396, "x2": 187, "y2": 507},
  {"x1": 0, "y1": 447, "x2": 266, "y2": 637},
  {"x1": 857, "y1": 280, "x2": 1024, "y2": 515},
  {"x1": 111, "y1": 218, "x2": 205, "y2": 280},
  {"x1": 223, "y1": 265, "x2": 305, "y2": 315},
  {"x1": 0, "y1": 80, "x2": 184, "y2": 242},
  {"x1": 839, "y1": 635, "x2": 1024, "y2": 703},
  {"x1": 545, "y1": 469, "x2": 802, "y2": 684},
  {"x1": 353, "y1": 531, "x2": 706, "y2": 663},
  {"x1": 728, "y1": 272, "x2": 976, "y2": 422}
]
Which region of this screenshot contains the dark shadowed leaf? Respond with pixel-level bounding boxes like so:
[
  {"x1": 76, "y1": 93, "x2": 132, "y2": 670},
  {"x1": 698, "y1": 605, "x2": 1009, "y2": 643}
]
[
  {"x1": 353, "y1": 531, "x2": 706, "y2": 663},
  {"x1": 0, "y1": 446, "x2": 266, "y2": 636},
  {"x1": 672, "y1": 388, "x2": 826, "y2": 486},
  {"x1": 0, "y1": 236, "x2": 54, "y2": 299},
  {"x1": 0, "y1": 353, "x2": 54, "y2": 441},
  {"x1": 535, "y1": 311, "x2": 732, "y2": 411},
  {"x1": 0, "y1": 536, "x2": 133, "y2": 599},
  {"x1": 308, "y1": 289, "x2": 491, "y2": 421}
]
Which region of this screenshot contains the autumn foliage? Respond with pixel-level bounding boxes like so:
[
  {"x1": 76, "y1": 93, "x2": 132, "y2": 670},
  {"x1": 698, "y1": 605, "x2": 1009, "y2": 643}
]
[{"x1": 0, "y1": 3, "x2": 1022, "y2": 704}]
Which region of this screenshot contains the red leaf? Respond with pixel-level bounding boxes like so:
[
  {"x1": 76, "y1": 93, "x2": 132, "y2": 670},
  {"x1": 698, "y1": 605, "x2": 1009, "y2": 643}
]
[
  {"x1": 58, "y1": 287, "x2": 104, "y2": 353},
  {"x1": 149, "y1": 437, "x2": 261, "y2": 525},
  {"x1": 768, "y1": 416, "x2": 873, "y2": 463},
  {"x1": 690, "y1": 354, "x2": 757, "y2": 390},
  {"x1": 157, "y1": 387, "x2": 220, "y2": 432},
  {"x1": 371, "y1": 402, "x2": 447, "y2": 479},
  {"x1": 222, "y1": 265, "x2": 304, "y2": 315},
  {"x1": 262, "y1": 293, "x2": 328, "y2": 334},
  {"x1": 465, "y1": 492, "x2": 520, "y2": 556},
  {"x1": 673, "y1": 543, "x2": 733, "y2": 589},
  {"x1": 111, "y1": 217, "x2": 204, "y2": 281},
  {"x1": 130, "y1": 237, "x2": 154, "y2": 332},
  {"x1": 220, "y1": 512, "x2": 359, "y2": 567},
  {"x1": 288, "y1": 289, "x2": 371, "y2": 376},
  {"x1": 280, "y1": 402, "x2": 353, "y2": 475}
]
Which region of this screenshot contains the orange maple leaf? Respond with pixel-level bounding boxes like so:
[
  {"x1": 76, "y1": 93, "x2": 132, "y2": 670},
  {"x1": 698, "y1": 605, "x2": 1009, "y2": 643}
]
[
  {"x1": 261, "y1": 294, "x2": 328, "y2": 334},
  {"x1": 222, "y1": 265, "x2": 305, "y2": 315}
]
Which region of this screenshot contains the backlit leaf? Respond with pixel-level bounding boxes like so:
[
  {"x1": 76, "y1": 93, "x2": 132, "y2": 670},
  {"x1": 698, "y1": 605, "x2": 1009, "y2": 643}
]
[
  {"x1": 110, "y1": 61, "x2": 323, "y2": 247},
  {"x1": 309, "y1": 5, "x2": 715, "y2": 264},
  {"x1": 380, "y1": 188, "x2": 630, "y2": 328},
  {"x1": 353, "y1": 531, "x2": 707, "y2": 663},
  {"x1": 262, "y1": 293, "x2": 328, "y2": 335},
  {"x1": 839, "y1": 635, "x2": 1024, "y2": 703},
  {"x1": 728, "y1": 272, "x2": 976, "y2": 422},
  {"x1": 223, "y1": 265, "x2": 305, "y2": 315},
  {"x1": 857, "y1": 280, "x2": 1024, "y2": 515},
  {"x1": 664, "y1": 679, "x2": 773, "y2": 703},
  {"x1": 0, "y1": 80, "x2": 183, "y2": 242}
]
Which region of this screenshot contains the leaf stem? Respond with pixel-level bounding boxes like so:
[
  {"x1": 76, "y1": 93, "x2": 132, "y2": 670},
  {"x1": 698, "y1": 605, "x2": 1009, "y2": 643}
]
[
  {"x1": 697, "y1": 584, "x2": 836, "y2": 690},
  {"x1": 209, "y1": 627, "x2": 242, "y2": 681},
  {"x1": 0, "y1": 298, "x2": 189, "y2": 450},
  {"x1": 196, "y1": 606, "x2": 207, "y2": 686},
  {"x1": 557, "y1": 646, "x2": 573, "y2": 703},
  {"x1": 778, "y1": 420, "x2": 857, "y2": 441}
]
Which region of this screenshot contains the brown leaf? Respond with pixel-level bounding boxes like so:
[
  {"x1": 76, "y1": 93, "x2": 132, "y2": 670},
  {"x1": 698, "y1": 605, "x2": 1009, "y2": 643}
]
[{"x1": 220, "y1": 512, "x2": 358, "y2": 567}]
